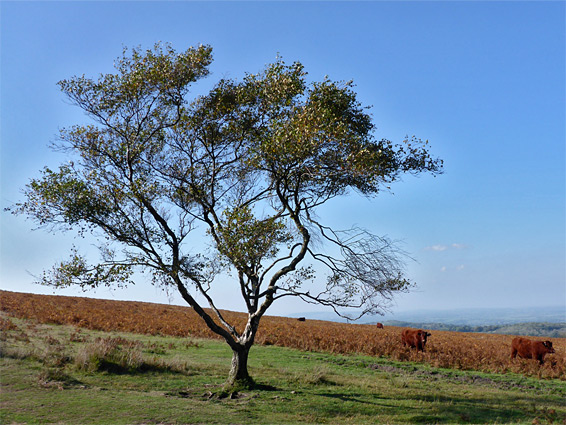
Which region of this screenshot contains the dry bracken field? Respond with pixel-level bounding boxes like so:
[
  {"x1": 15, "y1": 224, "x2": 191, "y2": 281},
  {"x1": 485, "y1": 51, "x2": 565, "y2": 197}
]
[{"x1": 1, "y1": 290, "x2": 564, "y2": 380}]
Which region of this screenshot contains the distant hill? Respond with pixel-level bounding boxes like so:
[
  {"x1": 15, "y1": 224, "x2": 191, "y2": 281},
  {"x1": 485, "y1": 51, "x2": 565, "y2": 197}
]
[
  {"x1": 381, "y1": 321, "x2": 566, "y2": 338},
  {"x1": 289, "y1": 306, "x2": 566, "y2": 337}
]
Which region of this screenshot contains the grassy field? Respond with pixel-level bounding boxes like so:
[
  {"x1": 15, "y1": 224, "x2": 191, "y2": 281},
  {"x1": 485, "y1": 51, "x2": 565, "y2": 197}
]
[{"x1": 1, "y1": 313, "x2": 565, "y2": 425}]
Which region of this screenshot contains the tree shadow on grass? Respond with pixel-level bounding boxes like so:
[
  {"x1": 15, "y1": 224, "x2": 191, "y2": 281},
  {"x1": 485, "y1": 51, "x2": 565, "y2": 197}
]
[
  {"x1": 94, "y1": 360, "x2": 193, "y2": 376},
  {"x1": 315, "y1": 392, "x2": 558, "y2": 424},
  {"x1": 165, "y1": 381, "x2": 279, "y2": 401}
]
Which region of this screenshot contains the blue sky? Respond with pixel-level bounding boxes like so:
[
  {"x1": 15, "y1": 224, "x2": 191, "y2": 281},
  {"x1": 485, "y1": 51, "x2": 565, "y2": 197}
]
[{"x1": 1, "y1": 1, "x2": 564, "y2": 318}]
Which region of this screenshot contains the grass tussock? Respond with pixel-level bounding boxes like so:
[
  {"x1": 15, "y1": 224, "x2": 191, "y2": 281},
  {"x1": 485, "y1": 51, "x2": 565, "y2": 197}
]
[
  {"x1": 75, "y1": 336, "x2": 145, "y2": 373},
  {"x1": 75, "y1": 336, "x2": 194, "y2": 374},
  {"x1": 292, "y1": 365, "x2": 338, "y2": 386},
  {"x1": 37, "y1": 367, "x2": 82, "y2": 389}
]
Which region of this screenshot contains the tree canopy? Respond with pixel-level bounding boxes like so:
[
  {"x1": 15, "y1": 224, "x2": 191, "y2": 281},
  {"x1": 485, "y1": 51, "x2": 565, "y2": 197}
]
[{"x1": 11, "y1": 43, "x2": 443, "y2": 388}]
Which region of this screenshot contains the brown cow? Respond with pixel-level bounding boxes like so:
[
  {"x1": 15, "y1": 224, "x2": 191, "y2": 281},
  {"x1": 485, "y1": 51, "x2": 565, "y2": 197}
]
[
  {"x1": 511, "y1": 337, "x2": 555, "y2": 364},
  {"x1": 401, "y1": 329, "x2": 431, "y2": 352},
  {"x1": 376, "y1": 322, "x2": 384, "y2": 329}
]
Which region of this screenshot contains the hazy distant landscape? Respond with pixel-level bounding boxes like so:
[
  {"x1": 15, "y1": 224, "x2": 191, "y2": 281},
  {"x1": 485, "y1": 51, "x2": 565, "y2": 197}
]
[
  {"x1": 290, "y1": 306, "x2": 566, "y2": 337},
  {"x1": 382, "y1": 321, "x2": 566, "y2": 338}
]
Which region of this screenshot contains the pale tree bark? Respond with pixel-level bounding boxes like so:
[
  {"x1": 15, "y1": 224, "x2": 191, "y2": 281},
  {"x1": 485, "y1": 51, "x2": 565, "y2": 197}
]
[{"x1": 227, "y1": 344, "x2": 253, "y2": 388}]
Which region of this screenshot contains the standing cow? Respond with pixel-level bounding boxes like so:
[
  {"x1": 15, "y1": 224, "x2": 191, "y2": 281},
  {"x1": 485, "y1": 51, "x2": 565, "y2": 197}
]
[
  {"x1": 401, "y1": 329, "x2": 431, "y2": 352},
  {"x1": 511, "y1": 337, "x2": 555, "y2": 364},
  {"x1": 376, "y1": 322, "x2": 384, "y2": 329}
]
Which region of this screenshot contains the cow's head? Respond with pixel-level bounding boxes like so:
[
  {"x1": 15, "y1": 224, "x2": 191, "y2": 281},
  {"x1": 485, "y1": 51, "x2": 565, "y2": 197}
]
[
  {"x1": 542, "y1": 341, "x2": 555, "y2": 354},
  {"x1": 418, "y1": 330, "x2": 431, "y2": 344}
]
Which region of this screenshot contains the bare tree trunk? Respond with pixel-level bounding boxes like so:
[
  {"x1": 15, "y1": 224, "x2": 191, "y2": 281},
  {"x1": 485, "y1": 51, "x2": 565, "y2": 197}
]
[{"x1": 226, "y1": 344, "x2": 254, "y2": 390}]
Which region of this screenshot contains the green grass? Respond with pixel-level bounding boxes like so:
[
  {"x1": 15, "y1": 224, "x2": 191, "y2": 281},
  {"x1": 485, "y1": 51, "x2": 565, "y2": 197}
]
[{"x1": 1, "y1": 315, "x2": 565, "y2": 424}]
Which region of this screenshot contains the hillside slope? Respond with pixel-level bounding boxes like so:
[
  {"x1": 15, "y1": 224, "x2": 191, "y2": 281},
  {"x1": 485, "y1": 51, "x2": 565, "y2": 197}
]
[{"x1": 1, "y1": 290, "x2": 564, "y2": 379}]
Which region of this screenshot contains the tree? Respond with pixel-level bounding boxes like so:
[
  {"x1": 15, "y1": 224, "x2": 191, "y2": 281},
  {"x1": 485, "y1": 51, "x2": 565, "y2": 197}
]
[{"x1": 10, "y1": 43, "x2": 443, "y2": 390}]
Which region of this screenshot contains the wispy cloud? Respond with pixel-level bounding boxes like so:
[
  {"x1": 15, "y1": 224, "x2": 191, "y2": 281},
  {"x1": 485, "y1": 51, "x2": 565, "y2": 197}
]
[
  {"x1": 451, "y1": 244, "x2": 467, "y2": 250},
  {"x1": 427, "y1": 245, "x2": 449, "y2": 252},
  {"x1": 425, "y1": 243, "x2": 467, "y2": 252},
  {"x1": 440, "y1": 264, "x2": 465, "y2": 272}
]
